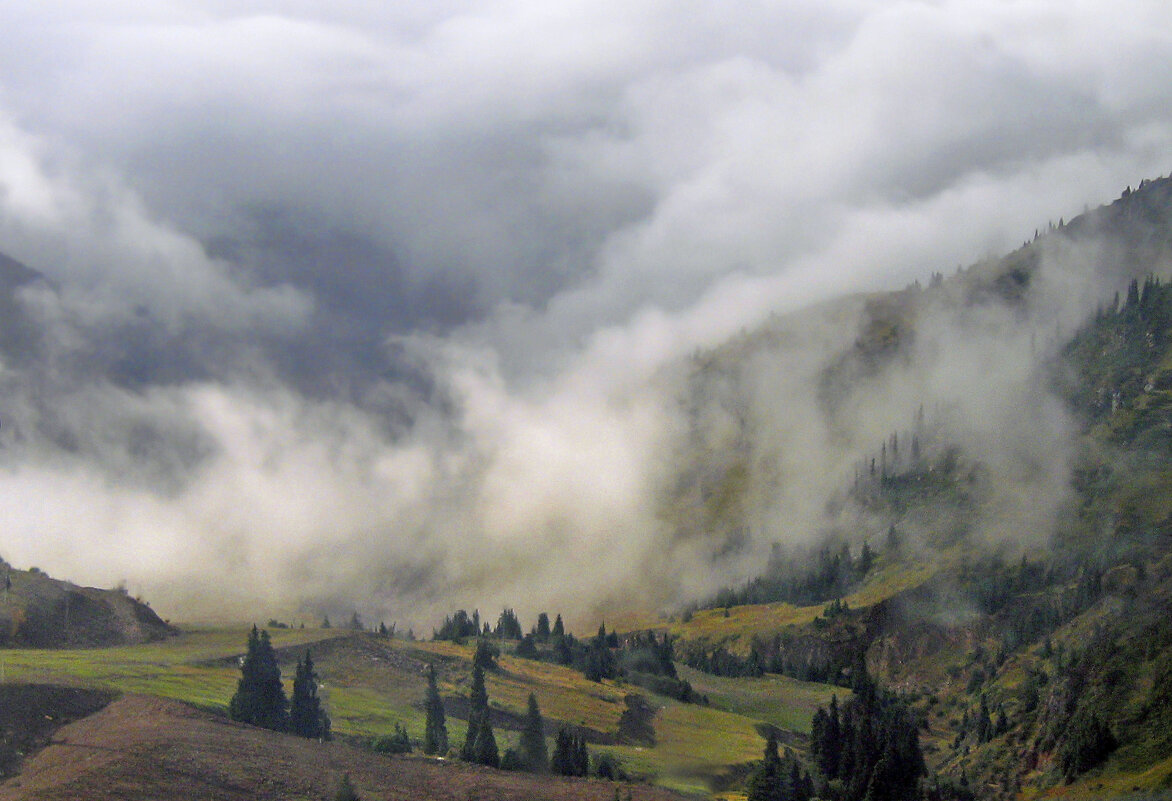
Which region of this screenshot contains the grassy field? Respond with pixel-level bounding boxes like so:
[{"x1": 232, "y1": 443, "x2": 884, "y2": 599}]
[
  {"x1": 0, "y1": 615, "x2": 847, "y2": 793},
  {"x1": 0, "y1": 624, "x2": 852, "y2": 795}
]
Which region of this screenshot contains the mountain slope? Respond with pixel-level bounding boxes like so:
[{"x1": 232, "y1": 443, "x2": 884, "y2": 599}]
[{"x1": 0, "y1": 561, "x2": 175, "y2": 647}]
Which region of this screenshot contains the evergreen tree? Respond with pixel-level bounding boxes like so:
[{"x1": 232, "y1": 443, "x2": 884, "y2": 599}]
[
  {"x1": 228, "y1": 625, "x2": 289, "y2": 731},
  {"x1": 552, "y1": 614, "x2": 565, "y2": 637},
  {"x1": 536, "y1": 612, "x2": 551, "y2": 642},
  {"x1": 473, "y1": 638, "x2": 499, "y2": 670},
  {"x1": 473, "y1": 714, "x2": 500, "y2": 768},
  {"x1": 520, "y1": 693, "x2": 547, "y2": 772},
  {"x1": 289, "y1": 650, "x2": 330, "y2": 739},
  {"x1": 516, "y1": 633, "x2": 538, "y2": 659},
  {"x1": 745, "y1": 729, "x2": 781, "y2": 801},
  {"x1": 461, "y1": 661, "x2": 498, "y2": 767},
  {"x1": 423, "y1": 664, "x2": 448, "y2": 755},
  {"x1": 550, "y1": 728, "x2": 589, "y2": 777}
]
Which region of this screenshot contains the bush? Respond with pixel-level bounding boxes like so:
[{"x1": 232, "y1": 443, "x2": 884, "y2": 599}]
[
  {"x1": 594, "y1": 752, "x2": 627, "y2": 781},
  {"x1": 500, "y1": 747, "x2": 526, "y2": 771},
  {"x1": 371, "y1": 724, "x2": 412, "y2": 754}
]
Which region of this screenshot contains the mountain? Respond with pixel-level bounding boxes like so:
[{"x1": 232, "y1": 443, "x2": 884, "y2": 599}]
[{"x1": 651, "y1": 173, "x2": 1172, "y2": 798}]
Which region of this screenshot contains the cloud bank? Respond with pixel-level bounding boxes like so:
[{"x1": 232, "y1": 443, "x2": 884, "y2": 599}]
[{"x1": 0, "y1": 1, "x2": 1170, "y2": 627}]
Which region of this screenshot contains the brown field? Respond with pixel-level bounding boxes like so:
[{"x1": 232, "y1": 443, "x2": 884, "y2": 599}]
[{"x1": 0, "y1": 690, "x2": 692, "y2": 801}]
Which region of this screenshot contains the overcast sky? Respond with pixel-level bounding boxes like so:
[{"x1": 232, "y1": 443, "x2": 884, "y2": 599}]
[{"x1": 0, "y1": 1, "x2": 1170, "y2": 624}]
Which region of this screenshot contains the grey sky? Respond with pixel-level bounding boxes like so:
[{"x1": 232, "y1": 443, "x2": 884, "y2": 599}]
[{"x1": 0, "y1": 1, "x2": 1169, "y2": 623}]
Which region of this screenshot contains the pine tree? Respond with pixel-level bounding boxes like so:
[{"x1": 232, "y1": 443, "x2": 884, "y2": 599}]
[
  {"x1": 550, "y1": 728, "x2": 589, "y2": 776},
  {"x1": 520, "y1": 693, "x2": 547, "y2": 772},
  {"x1": 745, "y1": 729, "x2": 781, "y2": 801},
  {"x1": 228, "y1": 625, "x2": 289, "y2": 731},
  {"x1": 289, "y1": 650, "x2": 330, "y2": 739},
  {"x1": 552, "y1": 614, "x2": 565, "y2": 637},
  {"x1": 536, "y1": 612, "x2": 551, "y2": 642},
  {"x1": 473, "y1": 714, "x2": 500, "y2": 768},
  {"x1": 461, "y1": 661, "x2": 494, "y2": 764},
  {"x1": 423, "y1": 664, "x2": 448, "y2": 755}
]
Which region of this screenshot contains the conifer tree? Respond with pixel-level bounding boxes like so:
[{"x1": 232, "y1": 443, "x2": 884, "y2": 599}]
[
  {"x1": 552, "y1": 614, "x2": 565, "y2": 637},
  {"x1": 423, "y1": 664, "x2": 448, "y2": 755},
  {"x1": 536, "y1": 612, "x2": 551, "y2": 642},
  {"x1": 745, "y1": 729, "x2": 781, "y2": 801},
  {"x1": 228, "y1": 625, "x2": 289, "y2": 731},
  {"x1": 520, "y1": 693, "x2": 547, "y2": 772},
  {"x1": 473, "y1": 714, "x2": 500, "y2": 768},
  {"x1": 461, "y1": 661, "x2": 496, "y2": 764},
  {"x1": 289, "y1": 649, "x2": 330, "y2": 739}
]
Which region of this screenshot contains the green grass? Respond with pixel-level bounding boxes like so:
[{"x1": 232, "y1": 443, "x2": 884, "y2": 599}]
[
  {"x1": 0, "y1": 624, "x2": 851, "y2": 795},
  {"x1": 0, "y1": 626, "x2": 348, "y2": 712},
  {"x1": 678, "y1": 666, "x2": 844, "y2": 735}
]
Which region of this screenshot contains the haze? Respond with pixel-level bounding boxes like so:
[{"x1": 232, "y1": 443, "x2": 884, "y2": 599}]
[{"x1": 0, "y1": 1, "x2": 1170, "y2": 627}]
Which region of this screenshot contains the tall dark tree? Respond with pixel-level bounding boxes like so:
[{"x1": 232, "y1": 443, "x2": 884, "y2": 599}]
[
  {"x1": 461, "y1": 661, "x2": 498, "y2": 767},
  {"x1": 289, "y1": 650, "x2": 330, "y2": 739},
  {"x1": 423, "y1": 664, "x2": 448, "y2": 755},
  {"x1": 472, "y1": 714, "x2": 500, "y2": 768},
  {"x1": 552, "y1": 614, "x2": 565, "y2": 637},
  {"x1": 228, "y1": 625, "x2": 289, "y2": 731},
  {"x1": 520, "y1": 693, "x2": 548, "y2": 772},
  {"x1": 536, "y1": 612, "x2": 551, "y2": 642},
  {"x1": 745, "y1": 729, "x2": 782, "y2": 801}
]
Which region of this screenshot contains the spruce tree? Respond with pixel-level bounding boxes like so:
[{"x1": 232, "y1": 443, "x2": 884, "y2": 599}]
[
  {"x1": 745, "y1": 729, "x2": 781, "y2": 801},
  {"x1": 461, "y1": 661, "x2": 490, "y2": 762},
  {"x1": 520, "y1": 693, "x2": 547, "y2": 772},
  {"x1": 536, "y1": 612, "x2": 551, "y2": 642},
  {"x1": 289, "y1": 649, "x2": 330, "y2": 739},
  {"x1": 552, "y1": 614, "x2": 565, "y2": 637},
  {"x1": 473, "y1": 714, "x2": 500, "y2": 768},
  {"x1": 228, "y1": 625, "x2": 289, "y2": 731},
  {"x1": 423, "y1": 664, "x2": 449, "y2": 755}
]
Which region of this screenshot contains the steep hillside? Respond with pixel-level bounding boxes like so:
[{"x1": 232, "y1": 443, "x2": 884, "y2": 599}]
[
  {"x1": 0, "y1": 561, "x2": 176, "y2": 647},
  {"x1": 649, "y1": 174, "x2": 1172, "y2": 799}
]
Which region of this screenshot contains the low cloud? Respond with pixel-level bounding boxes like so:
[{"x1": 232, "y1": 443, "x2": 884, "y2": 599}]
[{"x1": 0, "y1": 1, "x2": 1170, "y2": 627}]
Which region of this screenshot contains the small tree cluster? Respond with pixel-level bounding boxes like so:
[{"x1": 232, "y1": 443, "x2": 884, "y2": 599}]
[
  {"x1": 745, "y1": 730, "x2": 813, "y2": 801},
  {"x1": 371, "y1": 723, "x2": 412, "y2": 754},
  {"x1": 809, "y1": 669, "x2": 925, "y2": 801},
  {"x1": 228, "y1": 627, "x2": 331, "y2": 740},
  {"x1": 1058, "y1": 711, "x2": 1116, "y2": 781},
  {"x1": 495, "y1": 608, "x2": 523, "y2": 639},
  {"x1": 434, "y1": 609, "x2": 482, "y2": 641},
  {"x1": 550, "y1": 728, "x2": 590, "y2": 776}
]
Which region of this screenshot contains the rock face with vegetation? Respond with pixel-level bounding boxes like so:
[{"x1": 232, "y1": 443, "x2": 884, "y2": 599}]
[{"x1": 0, "y1": 561, "x2": 175, "y2": 648}]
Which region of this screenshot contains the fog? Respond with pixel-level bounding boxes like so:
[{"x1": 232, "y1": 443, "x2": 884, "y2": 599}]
[{"x1": 0, "y1": 2, "x2": 1170, "y2": 628}]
